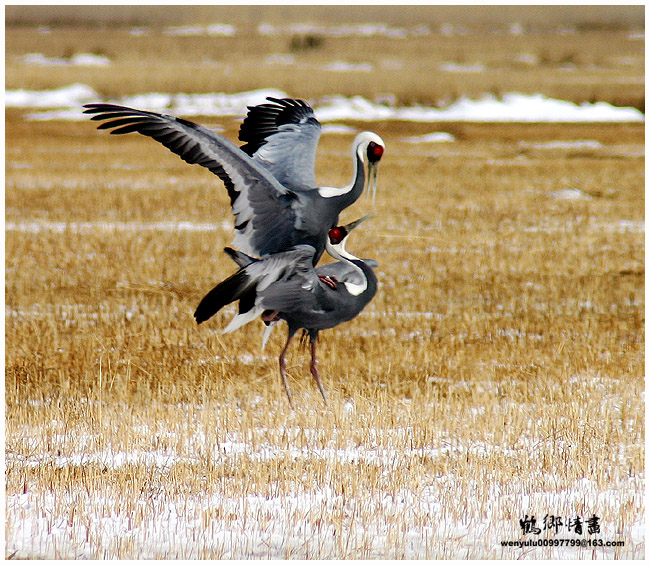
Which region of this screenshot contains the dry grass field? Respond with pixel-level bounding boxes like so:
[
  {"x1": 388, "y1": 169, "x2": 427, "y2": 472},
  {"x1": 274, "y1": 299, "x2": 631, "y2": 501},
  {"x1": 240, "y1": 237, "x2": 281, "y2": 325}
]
[
  {"x1": 5, "y1": 7, "x2": 645, "y2": 559},
  {"x1": 5, "y1": 6, "x2": 645, "y2": 109}
]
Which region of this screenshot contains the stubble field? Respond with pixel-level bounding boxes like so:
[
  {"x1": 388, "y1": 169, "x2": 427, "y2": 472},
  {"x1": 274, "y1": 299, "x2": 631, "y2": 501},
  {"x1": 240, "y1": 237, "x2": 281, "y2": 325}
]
[{"x1": 5, "y1": 10, "x2": 645, "y2": 559}]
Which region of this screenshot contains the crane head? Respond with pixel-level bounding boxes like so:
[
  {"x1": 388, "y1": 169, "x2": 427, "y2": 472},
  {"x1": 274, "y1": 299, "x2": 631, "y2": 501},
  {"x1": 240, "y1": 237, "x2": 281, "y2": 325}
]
[
  {"x1": 354, "y1": 132, "x2": 385, "y2": 205},
  {"x1": 367, "y1": 140, "x2": 384, "y2": 164},
  {"x1": 327, "y1": 214, "x2": 372, "y2": 257}
]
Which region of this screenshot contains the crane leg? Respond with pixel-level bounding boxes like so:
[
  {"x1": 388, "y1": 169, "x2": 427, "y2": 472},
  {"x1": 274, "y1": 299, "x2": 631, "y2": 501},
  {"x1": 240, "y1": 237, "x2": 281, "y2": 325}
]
[
  {"x1": 278, "y1": 333, "x2": 294, "y2": 409},
  {"x1": 309, "y1": 338, "x2": 328, "y2": 405}
]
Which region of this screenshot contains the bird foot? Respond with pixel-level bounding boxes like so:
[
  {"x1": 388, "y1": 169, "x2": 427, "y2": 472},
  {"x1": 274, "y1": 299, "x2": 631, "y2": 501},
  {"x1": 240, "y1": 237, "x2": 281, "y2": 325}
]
[{"x1": 318, "y1": 275, "x2": 339, "y2": 289}]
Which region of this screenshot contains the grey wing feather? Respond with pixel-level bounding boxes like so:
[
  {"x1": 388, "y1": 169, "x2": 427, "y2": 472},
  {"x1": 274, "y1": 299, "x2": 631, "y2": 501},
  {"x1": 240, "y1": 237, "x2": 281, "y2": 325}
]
[
  {"x1": 246, "y1": 244, "x2": 317, "y2": 293},
  {"x1": 196, "y1": 244, "x2": 317, "y2": 330},
  {"x1": 239, "y1": 98, "x2": 322, "y2": 189},
  {"x1": 260, "y1": 282, "x2": 318, "y2": 315},
  {"x1": 258, "y1": 248, "x2": 327, "y2": 312},
  {"x1": 223, "y1": 244, "x2": 318, "y2": 333},
  {"x1": 83, "y1": 103, "x2": 301, "y2": 257}
]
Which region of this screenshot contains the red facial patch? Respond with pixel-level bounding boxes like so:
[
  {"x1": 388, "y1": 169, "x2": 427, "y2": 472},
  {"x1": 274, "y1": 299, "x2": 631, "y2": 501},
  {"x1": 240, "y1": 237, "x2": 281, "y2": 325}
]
[
  {"x1": 367, "y1": 141, "x2": 384, "y2": 162},
  {"x1": 328, "y1": 226, "x2": 346, "y2": 244}
]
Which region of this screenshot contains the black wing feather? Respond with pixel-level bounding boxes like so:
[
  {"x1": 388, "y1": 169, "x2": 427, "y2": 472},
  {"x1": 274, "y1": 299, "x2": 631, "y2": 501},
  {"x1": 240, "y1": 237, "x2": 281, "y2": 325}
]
[
  {"x1": 194, "y1": 270, "x2": 253, "y2": 324},
  {"x1": 239, "y1": 97, "x2": 316, "y2": 155}
]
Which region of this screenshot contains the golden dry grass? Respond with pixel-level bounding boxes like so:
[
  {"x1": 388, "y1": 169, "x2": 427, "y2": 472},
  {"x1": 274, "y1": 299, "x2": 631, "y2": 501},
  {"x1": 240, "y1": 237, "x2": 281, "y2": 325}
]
[
  {"x1": 4, "y1": 17, "x2": 645, "y2": 559},
  {"x1": 6, "y1": 4, "x2": 644, "y2": 28},
  {"x1": 5, "y1": 10, "x2": 644, "y2": 109},
  {"x1": 6, "y1": 113, "x2": 644, "y2": 558}
]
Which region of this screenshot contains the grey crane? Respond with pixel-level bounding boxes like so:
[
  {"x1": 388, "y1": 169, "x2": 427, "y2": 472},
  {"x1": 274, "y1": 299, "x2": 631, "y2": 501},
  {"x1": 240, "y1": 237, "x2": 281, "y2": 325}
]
[
  {"x1": 83, "y1": 98, "x2": 384, "y2": 264},
  {"x1": 224, "y1": 221, "x2": 379, "y2": 350},
  {"x1": 193, "y1": 216, "x2": 377, "y2": 407}
]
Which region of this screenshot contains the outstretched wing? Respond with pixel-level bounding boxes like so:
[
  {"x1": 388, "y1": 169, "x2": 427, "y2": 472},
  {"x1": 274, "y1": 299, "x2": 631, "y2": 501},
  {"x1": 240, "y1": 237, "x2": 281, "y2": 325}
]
[
  {"x1": 83, "y1": 103, "x2": 301, "y2": 257},
  {"x1": 238, "y1": 97, "x2": 322, "y2": 189}
]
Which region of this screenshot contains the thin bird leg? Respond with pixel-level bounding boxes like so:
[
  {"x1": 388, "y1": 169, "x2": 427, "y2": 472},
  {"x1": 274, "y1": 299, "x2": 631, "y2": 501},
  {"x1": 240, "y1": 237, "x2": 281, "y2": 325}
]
[
  {"x1": 279, "y1": 332, "x2": 295, "y2": 409},
  {"x1": 309, "y1": 337, "x2": 328, "y2": 405}
]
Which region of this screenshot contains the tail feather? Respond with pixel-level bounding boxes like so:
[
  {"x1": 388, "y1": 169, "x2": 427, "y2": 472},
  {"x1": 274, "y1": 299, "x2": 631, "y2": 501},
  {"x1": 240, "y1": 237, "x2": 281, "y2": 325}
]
[
  {"x1": 262, "y1": 320, "x2": 278, "y2": 350},
  {"x1": 222, "y1": 305, "x2": 263, "y2": 334},
  {"x1": 194, "y1": 270, "x2": 252, "y2": 324}
]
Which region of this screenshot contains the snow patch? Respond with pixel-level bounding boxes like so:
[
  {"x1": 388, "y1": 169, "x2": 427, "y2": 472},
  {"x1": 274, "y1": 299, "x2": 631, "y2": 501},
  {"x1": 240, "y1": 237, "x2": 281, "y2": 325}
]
[
  {"x1": 321, "y1": 124, "x2": 358, "y2": 135},
  {"x1": 324, "y1": 61, "x2": 374, "y2": 72},
  {"x1": 164, "y1": 24, "x2": 236, "y2": 37},
  {"x1": 439, "y1": 62, "x2": 485, "y2": 73},
  {"x1": 264, "y1": 54, "x2": 295, "y2": 65},
  {"x1": 549, "y1": 188, "x2": 594, "y2": 201},
  {"x1": 258, "y1": 22, "x2": 417, "y2": 39},
  {"x1": 7, "y1": 85, "x2": 644, "y2": 124},
  {"x1": 22, "y1": 53, "x2": 111, "y2": 66},
  {"x1": 401, "y1": 132, "x2": 456, "y2": 143},
  {"x1": 6, "y1": 83, "x2": 99, "y2": 109},
  {"x1": 520, "y1": 140, "x2": 603, "y2": 151},
  {"x1": 5, "y1": 220, "x2": 228, "y2": 234}
]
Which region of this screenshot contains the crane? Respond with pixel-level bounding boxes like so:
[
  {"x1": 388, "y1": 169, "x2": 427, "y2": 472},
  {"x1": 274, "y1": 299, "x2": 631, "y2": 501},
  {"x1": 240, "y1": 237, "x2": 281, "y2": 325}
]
[
  {"x1": 193, "y1": 216, "x2": 377, "y2": 407},
  {"x1": 83, "y1": 98, "x2": 384, "y2": 263}
]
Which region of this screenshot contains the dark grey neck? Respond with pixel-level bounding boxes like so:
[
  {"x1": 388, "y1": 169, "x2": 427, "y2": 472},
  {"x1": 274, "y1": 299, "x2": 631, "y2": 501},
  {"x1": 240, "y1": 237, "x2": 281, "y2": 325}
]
[{"x1": 332, "y1": 151, "x2": 365, "y2": 211}]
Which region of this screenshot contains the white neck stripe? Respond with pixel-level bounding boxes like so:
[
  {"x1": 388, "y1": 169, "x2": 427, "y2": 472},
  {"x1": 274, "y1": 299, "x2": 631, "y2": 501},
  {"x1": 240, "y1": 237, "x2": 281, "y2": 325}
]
[
  {"x1": 317, "y1": 184, "x2": 354, "y2": 199},
  {"x1": 344, "y1": 279, "x2": 367, "y2": 296}
]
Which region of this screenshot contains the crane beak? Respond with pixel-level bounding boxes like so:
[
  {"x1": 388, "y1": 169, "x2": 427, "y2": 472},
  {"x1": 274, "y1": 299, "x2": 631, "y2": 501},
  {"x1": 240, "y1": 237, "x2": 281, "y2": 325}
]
[
  {"x1": 344, "y1": 213, "x2": 373, "y2": 232},
  {"x1": 367, "y1": 161, "x2": 379, "y2": 204},
  {"x1": 327, "y1": 214, "x2": 371, "y2": 260}
]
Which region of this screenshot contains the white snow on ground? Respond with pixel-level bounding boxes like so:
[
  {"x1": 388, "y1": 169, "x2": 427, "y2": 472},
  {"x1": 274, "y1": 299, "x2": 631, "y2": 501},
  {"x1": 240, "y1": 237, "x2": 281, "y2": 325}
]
[
  {"x1": 22, "y1": 53, "x2": 111, "y2": 66},
  {"x1": 549, "y1": 188, "x2": 594, "y2": 201},
  {"x1": 377, "y1": 93, "x2": 643, "y2": 123},
  {"x1": 320, "y1": 123, "x2": 358, "y2": 134},
  {"x1": 264, "y1": 53, "x2": 295, "y2": 65},
  {"x1": 401, "y1": 132, "x2": 456, "y2": 143},
  {"x1": 5, "y1": 426, "x2": 644, "y2": 559},
  {"x1": 258, "y1": 22, "x2": 416, "y2": 39},
  {"x1": 439, "y1": 62, "x2": 486, "y2": 73},
  {"x1": 519, "y1": 140, "x2": 604, "y2": 150},
  {"x1": 127, "y1": 22, "x2": 431, "y2": 39},
  {"x1": 313, "y1": 92, "x2": 643, "y2": 123},
  {"x1": 520, "y1": 219, "x2": 645, "y2": 235},
  {"x1": 323, "y1": 61, "x2": 375, "y2": 72},
  {"x1": 4, "y1": 220, "x2": 229, "y2": 234},
  {"x1": 163, "y1": 24, "x2": 236, "y2": 36},
  {"x1": 513, "y1": 53, "x2": 540, "y2": 66},
  {"x1": 5, "y1": 83, "x2": 100, "y2": 109},
  {"x1": 6, "y1": 84, "x2": 644, "y2": 123},
  {"x1": 6, "y1": 218, "x2": 643, "y2": 236}
]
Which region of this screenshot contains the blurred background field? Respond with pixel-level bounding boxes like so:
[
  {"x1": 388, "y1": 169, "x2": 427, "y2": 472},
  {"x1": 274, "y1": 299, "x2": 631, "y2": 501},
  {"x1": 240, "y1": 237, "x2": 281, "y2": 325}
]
[
  {"x1": 5, "y1": 5, "x2": 645, "y2": 108},
  {"x1": 5, "y1": 4, "x2": 645, "y2": 559}
]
